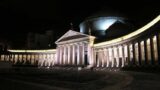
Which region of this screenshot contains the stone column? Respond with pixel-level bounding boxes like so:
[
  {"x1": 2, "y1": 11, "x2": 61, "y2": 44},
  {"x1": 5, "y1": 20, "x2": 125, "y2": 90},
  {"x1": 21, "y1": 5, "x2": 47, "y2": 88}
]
[
  {"x1": 101, "y1": 49, "x2": 105, "y2": 67},
  {"x1": 82, "y1": 43, "x2": 85, "y2": 65},
  {"x1": 144, "y1": 40, "x2": 148, "y2": 65},
  {"x1": 156, "y1": 34, "x2": 160, "y2": 64},
  {"x1": 67, "y1": 45, "x2": 71, "y2": 65},
  {"x1": 93, "y1": 49, "x2": 97, "y2": 67},
  {"x1": 55, "y1": 46, "x2": 59, "y2": 65},
  {"x1": 132, "y1": 43, "x2": 136, "y2": 65},
  {"x1": 72, "y1": 44, "x2": 75, "y2": 65},
  {"x1": 138, "y1": 41, "x2": 142, "y2": 66},
  {"x1": 126, "y1": 44, "x2": 130, "y2": 65},
  {"x1": 150, "y1": 37, "x2": 155, "y2": 65},
  {"x1": 77, "y1": 44, "x2": 80, "y2": 66},
  {"x1": 110, "y1": 48, "x2": 114, "y2": 67},
  {"x1": 59, "y1": 46, "x2": 62, "y2": 65},
  {"x1": 121, "y1": 45, "x2": 125, "y2": 67},
  {"x1": 12, "y1": 54, "x2": 15, "y2": 63},
  {"x1": 97, "y1": 50, "x2": 100, "y2": 67},
  {"x1": 63, "y1": 45, "x2": 66, "y2": 65},
  {"x1": 114, "y1": 47, "x2": 119, "y2": 67}
]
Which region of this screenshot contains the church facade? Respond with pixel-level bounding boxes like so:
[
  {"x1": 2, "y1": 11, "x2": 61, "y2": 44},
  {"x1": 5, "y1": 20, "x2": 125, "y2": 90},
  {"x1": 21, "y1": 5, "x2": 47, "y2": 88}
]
[{"x1": 1, "y1": 15, "x2": 160, "y2": 68}]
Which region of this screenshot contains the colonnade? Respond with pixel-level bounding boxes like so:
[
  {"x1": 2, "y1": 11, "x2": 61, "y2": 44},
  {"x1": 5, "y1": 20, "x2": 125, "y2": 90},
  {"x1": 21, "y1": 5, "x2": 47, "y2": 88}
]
[
  {"x1": 94, "y1": 34, "x2": 160, "y2": 68},
  {"x1": 55, "y1": 42, "x2": 87, "y2": 66},
  {"x1": 0, "y1": 52, "x2": 56, "y2": 67}
]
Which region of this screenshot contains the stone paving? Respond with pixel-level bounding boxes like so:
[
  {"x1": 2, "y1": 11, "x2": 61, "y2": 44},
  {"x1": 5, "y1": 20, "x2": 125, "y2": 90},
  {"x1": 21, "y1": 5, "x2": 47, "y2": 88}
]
[{"x1": 0, "y1": 68, "x2": 160, "y2": 90}]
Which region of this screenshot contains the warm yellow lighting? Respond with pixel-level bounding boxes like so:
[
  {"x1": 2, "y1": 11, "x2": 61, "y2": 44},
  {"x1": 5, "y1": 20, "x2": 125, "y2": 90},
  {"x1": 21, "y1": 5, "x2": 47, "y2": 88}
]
[
  {"x1": 8, "y1": 49, "x2": 56, "y2": 53},
  {"x1": 94, "y1": 15, "x2": 160, "y2": 47}
]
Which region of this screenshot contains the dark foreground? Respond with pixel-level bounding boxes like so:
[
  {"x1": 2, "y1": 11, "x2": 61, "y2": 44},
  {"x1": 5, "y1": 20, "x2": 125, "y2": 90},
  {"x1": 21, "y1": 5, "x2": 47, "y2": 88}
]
[{"x1": 0, "y1": 67, "x2": 160, "y2": 90}]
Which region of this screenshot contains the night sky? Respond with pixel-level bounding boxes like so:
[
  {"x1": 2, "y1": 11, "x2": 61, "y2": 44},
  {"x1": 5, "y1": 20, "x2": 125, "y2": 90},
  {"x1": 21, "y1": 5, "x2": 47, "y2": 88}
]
[{"x1": 0, "y1": 0, "x2": 160, "y2": 47}]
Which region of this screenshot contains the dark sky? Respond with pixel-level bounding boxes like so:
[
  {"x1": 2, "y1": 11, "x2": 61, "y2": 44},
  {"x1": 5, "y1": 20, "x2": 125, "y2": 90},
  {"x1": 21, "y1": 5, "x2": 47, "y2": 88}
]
[{"x1": 0, "y1": 0, "x2": 160, "y2": 45}]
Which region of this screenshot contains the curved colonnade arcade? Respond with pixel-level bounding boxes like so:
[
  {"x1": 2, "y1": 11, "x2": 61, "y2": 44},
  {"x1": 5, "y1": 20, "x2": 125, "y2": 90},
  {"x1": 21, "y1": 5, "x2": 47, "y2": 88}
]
[
  {"x1": 93, "y1": 15, "x2": 160, "y2": 68},
  {"x1": 0, "y1": 49, "x2": 56, "y2": 67},
  {"x1": 0, "y1": 15, "x2": 160, "y2": 68}
]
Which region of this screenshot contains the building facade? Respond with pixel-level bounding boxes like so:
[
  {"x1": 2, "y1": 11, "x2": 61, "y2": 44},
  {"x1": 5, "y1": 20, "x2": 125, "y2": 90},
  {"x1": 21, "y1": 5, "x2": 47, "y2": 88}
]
[{"x1": 0, "y1": 15, "x2": 160, "y2": 68}]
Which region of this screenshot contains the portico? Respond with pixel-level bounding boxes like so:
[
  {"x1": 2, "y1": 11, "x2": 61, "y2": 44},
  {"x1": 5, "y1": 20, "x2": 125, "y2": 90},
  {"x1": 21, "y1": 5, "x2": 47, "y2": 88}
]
[{"x1": 55, "y1": 30, "x2": 95, "y2": 67}]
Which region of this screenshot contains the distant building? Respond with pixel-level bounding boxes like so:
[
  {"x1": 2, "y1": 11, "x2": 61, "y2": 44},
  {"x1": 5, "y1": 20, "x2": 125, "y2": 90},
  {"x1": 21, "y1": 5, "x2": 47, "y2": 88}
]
[{"x1": 27, "y1": 30, "x2": 54, "y2": 49}]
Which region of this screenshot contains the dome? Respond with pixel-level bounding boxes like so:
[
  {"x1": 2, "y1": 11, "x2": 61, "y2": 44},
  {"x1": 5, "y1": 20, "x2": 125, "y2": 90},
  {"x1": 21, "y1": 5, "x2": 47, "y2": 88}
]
[{"x1": 79, "y1": 11, "x2": 133, "y2": 40}]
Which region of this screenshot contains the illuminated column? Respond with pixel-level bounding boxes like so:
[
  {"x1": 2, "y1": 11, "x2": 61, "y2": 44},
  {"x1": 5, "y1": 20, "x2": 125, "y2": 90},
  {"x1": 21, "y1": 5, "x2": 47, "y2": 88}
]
[
  {"x1": 55, "y1": 46, "x2": 59, "y2": 65},
  {"x1": 59, "y1": 46, "x2": 62, "y2": 65},
  {"x1": 72, "y1": 44, "x2": 75, "y2": 65},
  {"x1": 100, "y1": 49, "x2": 103, "y2": 67},
  {"x1": 97, "y1": 50, "x2": 100, "y2": 67},
  {"x1": 150, "y1": 37, "x2": 155, "y2": 65},
  {"x1": 144, "y1": 40, "x2": 148, "y2": 65},
  {"x1": 110, "y1": 48, "x2": 114, "y2": 67},
  {"x1": 67, "y1": 45, "x2": 71, "y2": 65},
  {"x1": 70, "y1": 45, "x2": 73, "y2": 65},
  {"x1": 77, "y1": 44, "x2": 80, "y2": 66},
  {"x1": 23, "y1": 54, "x2": 26, "y2": 64},
  {"x1": 118, "y1": 45, "x2": 123, "y2": 67},
  {"x1": 12, "y1": 54, "x2": 15, "y2": 63},
  {"x1": 138, "y1": 42, "x2": 142, "y2": 66},
  {"x1": 109, "y1": 47, "x2": 114, "y2": 67},
  {"x1": 98, "y1": 50, "x2": 102, "y2": 67},
  {"x1": 102, "y1": 49, "x2": 105, "y2": 67},
  {"x1": 63, "y1": 45, "x2": 66, "y2": 65},
  {"x1": 103, "y1": 48, "x2": 107, "y2": 66},
  {"x1": 114, "y1": 47, "x2": 118, "y2": 67},
  {"x1": 106, "y1": 48, "x2": 109, "y2": 67},
  {"x1": 121, "y1": 45, "x2": 125, "y2": 67},
  {"x1": 93, "y1": 49, "x2": 97, "y2": 66},
  {"x1": 134, "y1": 42, "x2": 139, "y2": 65},
  {"x1": 124, "y1": 45, "x2": 127, "y2": 66},
  {"x1": 127, "y1": 44, "x2": 131, "y2": 65},
  {"x1": 17, "y1": 54, "x2": 20, "y2": 63},
  {"x1": 82, "y1": 43, "x2": 85, "y2": 65},
  {"x1": 132, "y1": 43, "x2": 136, "y2": 65},
  {"x1": 152, "y1": 35, "x2": 158, "y2": 65},
  {"x1": 156, "y1": 34, "x2": 160, "y2": 64}
]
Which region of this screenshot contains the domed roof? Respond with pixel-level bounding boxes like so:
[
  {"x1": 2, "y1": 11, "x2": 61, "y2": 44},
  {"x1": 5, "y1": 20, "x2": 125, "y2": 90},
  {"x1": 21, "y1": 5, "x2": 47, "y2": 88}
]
[
  {"x1": 86, "y1": 9, "x2": 127, "y2": 20},
  {"x1": 79, "y1": 10, "x2": 133, "y2": 41}
]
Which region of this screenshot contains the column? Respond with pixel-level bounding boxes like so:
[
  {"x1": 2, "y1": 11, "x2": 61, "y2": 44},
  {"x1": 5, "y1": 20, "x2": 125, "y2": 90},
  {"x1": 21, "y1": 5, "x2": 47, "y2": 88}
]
[
  {"x1": 134, "y1": 43, "x2": 139, "y2": 65},
  {"x1": 127, "y1": 44, "x2": 130, "y2": 65},
  {"x1": 150, "y1": 37, "x2": 155, "y2": 65},
  {"x1": 97, "y1": 50, "x2": 101, "y2": 67},
  {"x1": 152, "y1": 35, "x2": 158, "y2": 65},
  {"x1": 106, "y1": 48, "x2": 109, "y2": 67},
  {"x1": 132, "y1": 43, "x2": 136, "y2": 65},
  {"x1": 55, "y1": 46, "x2": 59, "y2": 65},
  {"x1": 144, "y1": 40, "x2": 148, "y2": 65},
  {"x1": 82, "y1": 43, "x2": 85, "y2": 65},
  {"x1": 138, "y1": 41, "x2": 142, "y2": 66},
  {"x1": 101, "y1": 49, "x2": 104, "y2": 67},
  {"x1": 122, "y1": 45, "x2": 125, "y2": 67},
  {"x1": 93, "y1": 49, "x2": 97, "y2": 67},
  {"x1": 12, "y1": 54, "x2": 15, "y2": 64},
  {"x1": 59, "y1": 46, "x2": 62, "y2": 65},
  {"x1": 116, "y1": 47, "x2": 119, "y2": 67},
  {"x1": 156, "y1": 34, "x2": 160, "y2": 64},
  {"x1": 110, "y1": 48, "x2": 114, "y2": 67},
  {"x1": 63, "y1": 45, "x2": 66, "y2": 65},
  {"x1": 77, "y1": 44, "x2": 80, "y2": 66},
  {"x1": 72, "y1": 44, "x2": 75, "y2": 65},
  {"x1": 67, "y1": 45, "x2": 71, "y2": 65}
]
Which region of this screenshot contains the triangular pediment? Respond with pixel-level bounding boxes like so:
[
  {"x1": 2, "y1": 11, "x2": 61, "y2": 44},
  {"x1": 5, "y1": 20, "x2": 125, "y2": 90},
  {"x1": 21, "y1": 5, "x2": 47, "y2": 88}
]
[{"x1": 55, "y1": 30, "x2": 93, "y2": 44}]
